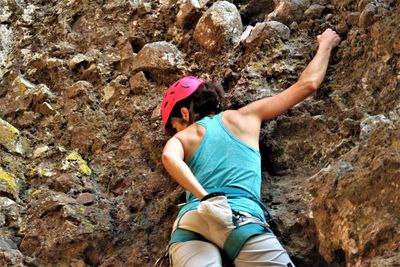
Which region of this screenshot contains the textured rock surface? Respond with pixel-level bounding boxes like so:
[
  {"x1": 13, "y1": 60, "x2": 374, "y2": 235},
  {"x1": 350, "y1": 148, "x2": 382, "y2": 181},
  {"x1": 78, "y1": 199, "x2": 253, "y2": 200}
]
[
  {"x1": 194, "y1": 1, "x2": 243, "y2": 52},
  {"x1": 0, "y1": 0, "x2": 399, "y2": 266},
  {"x1": 308, "y1": 125, "x2": 400, "y2": 265}
]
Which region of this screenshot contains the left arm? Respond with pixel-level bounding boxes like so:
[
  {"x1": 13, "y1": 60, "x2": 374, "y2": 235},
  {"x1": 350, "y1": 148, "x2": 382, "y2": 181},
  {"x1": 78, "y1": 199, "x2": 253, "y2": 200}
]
[{"x1": 162, "y1": 137, "x2": 208, "y2": 200}]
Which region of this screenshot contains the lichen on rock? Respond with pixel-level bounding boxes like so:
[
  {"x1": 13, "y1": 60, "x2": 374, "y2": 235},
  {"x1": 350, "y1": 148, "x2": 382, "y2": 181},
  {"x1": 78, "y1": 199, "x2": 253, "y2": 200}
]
[
  {"x1": 0, "y1": 118, "x2": 24, "y2": 155},
  {"x1": 64, "y1": 152, "x2": 92, "y2": 176},
  {"x1": 0, "y1": 168, "x2": 19, "y2": 201}
]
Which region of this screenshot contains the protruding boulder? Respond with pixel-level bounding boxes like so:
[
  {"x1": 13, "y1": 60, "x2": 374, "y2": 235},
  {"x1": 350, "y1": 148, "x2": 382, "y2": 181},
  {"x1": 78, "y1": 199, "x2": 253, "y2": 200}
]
[
  {"x1": 131, "y1": 41, "x2": 185, "y2": 78},
  {"x1": 241, "y1": 21, "x2": 290, "y2": 47},
  {"x1": 266, "y1": 0, "x2": 310, "y2": 25},
  {"x1": 304, "y1": 4, "x2": 325, "y2": 19},
  {"x1": 0, "y1": 197, "x2": 22, "y2": 229},
  {"x1": 76, "y1": 192, "x2": 97, "y2": 205},
  {"x1": 151, "y1": 105, "x2": 162, "y2": 123},
  {"x1": 346, "y1": 12, "x2": 360, "y2": 26},
  {"x1": 359, "y1": 3, "x2": 376, "y2": 28},
  {"x1": 194, "y1": 1, "x2": 243, "y2": 52}
]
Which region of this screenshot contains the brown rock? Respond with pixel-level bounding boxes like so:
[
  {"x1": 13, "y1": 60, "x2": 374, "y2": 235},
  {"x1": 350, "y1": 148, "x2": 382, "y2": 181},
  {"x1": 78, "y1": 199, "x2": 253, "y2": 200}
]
[
  {"x1": 120, "y1": 41, "x2": 135, "y2": 61},
  {"x1": 15, "y1": 111, "x2": 39, "y2": 127},
  {"x1": 176, "y1": 0, "x2": 201, "y2": 28},
  {"x1": 0, "y1": 245, "x2": 25, "y2": 267},
  {"x1": 194, "y1": 1, "x2": 243, "y2": 52},
  {"x1": 51, "y1": 173, "x2": 83, "y2": 193},
  {"x1": 266, "y1": 0, "x2": 310, "y2": 24},
  {"x1": 129, "y1": 71, "x2": 148, "y2": 94},
  {"x1": 69, "y1": 126, "x2": 95, "y2": 155},
  {"x1": 20, "y1": 189, "x2": 112, "y2": 265},
  {"x1": 68, "y1": 54, "x2": 90, "y2": 71},
  {"x1": 304, "y1": 4, "x2": 325, "y2": 19},
  {"x1": 76, "y1": 193, "x2": 97, "y2": 205},
  {"x1": 240, "y1": 25, "x2": 254, "y2": 43},
  {"x1": 66, "y1": 81, "x2": 93, "y2": 98},
  {"x1": 0, "y1": 197, "x2": 22, "y2": 229},
  {"x1": 38, "y1": 102, "x2": 56, "y2": 116},
  {"x1": 131, "y1": 0, "x2": 151, "y2": 15},
  {"x1": 32, "y1": 84, "x2": 54, "y2": 107},
  {"x1": 359, "y1": 114, "x2": 392, "y2": 141},
  {"x1": 346, "y1": 12, "x2": 360, "y2": 26},
  {"x1": 151, "y1": 104, "x2": 161, "y2": 123},
  {"x1": 242, "y1": 21, "x2": 290, "y2": 47},
  {"x1": 123, "y1": 187, "x2": 145, "y2": 213},
  {"x1": 265, "y1": 21, "x2": 291, "y2": 40},
  {"x1": 131, "y1": 41, "x2": 185, "y2": 77},
  {"x1": 359, "y1": 4, "x2": 376, "y2": 28}
]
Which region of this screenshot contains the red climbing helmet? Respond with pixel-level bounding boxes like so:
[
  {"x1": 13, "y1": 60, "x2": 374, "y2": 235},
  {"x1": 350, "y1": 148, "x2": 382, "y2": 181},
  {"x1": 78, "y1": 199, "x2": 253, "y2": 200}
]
[{"x1": 161, "y1": 76, "x2": 204, "y2": 130}]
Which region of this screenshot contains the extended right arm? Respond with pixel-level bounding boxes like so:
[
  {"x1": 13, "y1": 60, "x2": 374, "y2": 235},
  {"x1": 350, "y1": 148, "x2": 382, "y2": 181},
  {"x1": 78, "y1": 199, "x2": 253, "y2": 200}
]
[{"x1": 239, "y1": 29, "x2": 341, "y2": 122}]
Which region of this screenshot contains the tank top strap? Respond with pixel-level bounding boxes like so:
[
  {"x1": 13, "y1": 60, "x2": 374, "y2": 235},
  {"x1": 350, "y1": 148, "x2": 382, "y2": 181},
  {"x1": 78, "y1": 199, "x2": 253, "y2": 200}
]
[{"x1": 194, "y1": 113, "x2": 221, "y2": 129}]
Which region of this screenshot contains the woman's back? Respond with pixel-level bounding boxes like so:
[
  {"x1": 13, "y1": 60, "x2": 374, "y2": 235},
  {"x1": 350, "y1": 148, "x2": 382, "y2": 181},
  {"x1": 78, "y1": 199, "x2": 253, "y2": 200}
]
[{"x1": 175, "y1": 111, "x2": 265, "y2": 221}]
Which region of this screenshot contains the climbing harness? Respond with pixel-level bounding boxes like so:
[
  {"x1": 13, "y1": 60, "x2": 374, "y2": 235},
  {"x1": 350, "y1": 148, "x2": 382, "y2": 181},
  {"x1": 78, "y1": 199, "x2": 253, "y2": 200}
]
[{"x1": 169, "y1": 186, "x2": 273, "y2": 261}]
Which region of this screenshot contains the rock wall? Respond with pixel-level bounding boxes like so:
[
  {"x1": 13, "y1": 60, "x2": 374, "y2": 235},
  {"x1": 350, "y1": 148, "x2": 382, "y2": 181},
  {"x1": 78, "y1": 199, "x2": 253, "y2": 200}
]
[{"x1": 0, "y1": 0, "x2": 398, "y2": 266}]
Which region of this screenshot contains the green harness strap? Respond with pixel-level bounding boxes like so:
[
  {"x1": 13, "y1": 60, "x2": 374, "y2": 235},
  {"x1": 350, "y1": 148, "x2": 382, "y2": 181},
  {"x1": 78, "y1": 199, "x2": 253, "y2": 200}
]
[
  {"x1": 169, "y1": 228, "x2": 205, "y2": 244},
  {"x1": 169, "y1": 186, "x2": 273, "y2": 261},
  {"x1": 223, "y1": 223, "x2": 271, "y2": 260},
  {"x1": 169, "y1": 223, "x2": 271, "y2": 261}
]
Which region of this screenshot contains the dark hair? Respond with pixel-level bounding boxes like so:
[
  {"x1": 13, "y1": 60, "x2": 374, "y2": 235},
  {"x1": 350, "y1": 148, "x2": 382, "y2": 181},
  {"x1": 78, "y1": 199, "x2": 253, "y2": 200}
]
[{"x1": 169, "y1": 82, "x2": 225, "y2": 126}]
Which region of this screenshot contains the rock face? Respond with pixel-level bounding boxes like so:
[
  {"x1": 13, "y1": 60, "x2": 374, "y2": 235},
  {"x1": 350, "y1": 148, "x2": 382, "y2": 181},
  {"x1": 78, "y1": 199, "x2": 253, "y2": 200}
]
[
  {"x1": 309, "y1": 125, "x2": 400, "y2": 265},
  {"x1": 0, "y1": 0, "x2": 399, "y2": 266}
]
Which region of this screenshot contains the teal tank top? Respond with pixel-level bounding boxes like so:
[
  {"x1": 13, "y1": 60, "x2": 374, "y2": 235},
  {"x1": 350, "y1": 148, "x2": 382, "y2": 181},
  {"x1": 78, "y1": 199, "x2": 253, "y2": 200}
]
[{"x1": 177, "y1": 112, "x2": 264, "y2": 221}]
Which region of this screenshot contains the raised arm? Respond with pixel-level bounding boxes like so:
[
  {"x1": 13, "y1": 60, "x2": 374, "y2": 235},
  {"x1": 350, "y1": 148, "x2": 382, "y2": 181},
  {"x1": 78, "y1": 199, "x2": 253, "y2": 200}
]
[
  {"x1": 239, "y1": 28, "x2": 341, "y2": 121},
  {"x1": 162, "y1": 137, "x2": 208, "y2": 200}
]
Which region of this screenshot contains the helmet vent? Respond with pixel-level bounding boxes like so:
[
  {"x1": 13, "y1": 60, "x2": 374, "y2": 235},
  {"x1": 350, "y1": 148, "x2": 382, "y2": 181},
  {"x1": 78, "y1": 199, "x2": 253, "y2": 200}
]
[{"x1": 182, "y1": 83, "x2": 190, "y2": 88}]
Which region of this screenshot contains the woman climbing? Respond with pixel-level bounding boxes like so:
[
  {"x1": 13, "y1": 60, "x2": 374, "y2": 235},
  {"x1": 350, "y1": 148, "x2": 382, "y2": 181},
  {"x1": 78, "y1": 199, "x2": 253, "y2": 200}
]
[{"x1": 161, "y1": 28, "x2": 341, "y2": 266}]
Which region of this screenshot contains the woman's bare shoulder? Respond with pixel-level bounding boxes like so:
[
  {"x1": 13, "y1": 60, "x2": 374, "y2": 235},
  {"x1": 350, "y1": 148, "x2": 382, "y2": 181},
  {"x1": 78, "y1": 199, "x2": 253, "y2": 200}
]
[
  {"x1": 174, "y1": 123, "x2": 206, "y2": 161},
  {"x1": 222, "y1": 109, "x2": 258, "y2": 126},
  {"x1": 221, "y1": 109, "x2": 261, "y2": 138}
]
